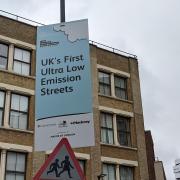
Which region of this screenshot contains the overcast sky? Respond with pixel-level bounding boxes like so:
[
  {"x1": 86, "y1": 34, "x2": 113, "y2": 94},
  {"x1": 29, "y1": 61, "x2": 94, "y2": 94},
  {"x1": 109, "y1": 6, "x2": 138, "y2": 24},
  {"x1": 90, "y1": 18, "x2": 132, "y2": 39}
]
[{"x1": 1, "y1": 0, "x2": 180, "y2": 179}]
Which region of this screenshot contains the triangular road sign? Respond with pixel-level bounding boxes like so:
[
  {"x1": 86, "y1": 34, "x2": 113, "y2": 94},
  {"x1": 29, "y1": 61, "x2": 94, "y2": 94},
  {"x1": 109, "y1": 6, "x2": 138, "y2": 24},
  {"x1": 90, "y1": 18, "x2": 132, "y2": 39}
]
[{"x1": 33, "y1": 138, "x2": 85, "y2": 180}]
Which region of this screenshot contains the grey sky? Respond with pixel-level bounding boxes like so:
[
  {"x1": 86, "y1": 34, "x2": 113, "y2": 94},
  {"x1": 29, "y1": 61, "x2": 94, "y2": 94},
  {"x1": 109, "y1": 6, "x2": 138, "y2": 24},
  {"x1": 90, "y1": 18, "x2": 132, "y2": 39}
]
[{"x1": 1, "y1": 0, "x2": 180, "y2": 179}]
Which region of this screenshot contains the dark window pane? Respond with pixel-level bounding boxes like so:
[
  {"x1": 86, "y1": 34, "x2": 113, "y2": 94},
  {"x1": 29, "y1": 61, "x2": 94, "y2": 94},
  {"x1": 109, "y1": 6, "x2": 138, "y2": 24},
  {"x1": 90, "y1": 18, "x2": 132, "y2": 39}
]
[
  {"x1": 118, "y1": 132, "x2": 128, "y2": 146},
  {"x1": 16, "y1": 153, "x2": 26, "y2": 172},
  {"x1": 0, "y1": 56, "x2": 7, "y2": 69},
  {"x1": 15, "y1": 174, "x2": 24, "y2": 180},
  {"x1": 115, "y1": 76, "x2": 126, "y2": 88},
  {"x1": 6, "y1": 152, "x2": 26, "y2": 180},
  {"x1": 11, "y1": 94, "x2": 28, "y2": 112},
  {"x1": 13, "y1": 61, "x2": 22, "y2": 74},
  {"x1": 120, "y1": 90, "x2": 126, "y2": 100},
  {"x1": 99, "y1": 72, "x2": 110, "y2": 84},
  {"x1": 10, "y1": 111, "x2": 27, "y2": 130},
  {"x1": 117, "y1": 118, "x2": 127, "y2": 131},
  {"x1": 115, "y1": 88, "x2": 127, "y2": 100},
  {"x1": 0, "y1": 110, "x2": 3, "y2": 126},
  {"x1": 6, "y1": 174, "x2": 16, "y2": 180},
  {"x1": 22, "y1": 50, "x2": 30, "y2": 63},
  {"x1": 0, "y1": 43, "x2": 8, "y2": 70},
  {"x1": 6, "y1": 152, "x2": 16, "y2": 171},
  {"x1": 101, "y1": 113, "x2": 114, "y2": 144},
  {"x1": 19, "y1": 96, "x2": 28, "y2": 112},
  {"x1": 99, "y1": 72, "x2": 111, "y2": 96},
  {"x1": 99, "y1": 83, "x2": 111, "y2": 96},
  {"x1": 101, "y1": 113, "x2": 113, "y2": 128},
  {"x1": 14, "y1": 61, "x2": 30, "y2": 76},
  {"x1": 117, "y1": 116, "x2": 131, "y2": 147},
  {"x1": 120, "y1": 166, "x2": 134, "y2": 180},
  {"x1": 14, "y1": 48, "x2": 23, "y2": 60},
  {"x1": 21, "y1": 63, "x2": 30, "y2": 76},
  {"x1": 11, "y1": 94, "x2": 20, "y2": 111},
  {"x1": 78, "y1": 160, "x2": 85, "y2": 173},
  {"x1": 15, "y1": 48, "x2": 30, "y2": 63},
  {"x1": 104, "y1": 75, "x2": 110, "y2": 84},
  {"x1": 104, "y1": 85, "x2": 111, "y2": 95},
  {"x1": 0, "y1": 43, "x2": 8, "y2": 57},
  {"x1": 13, "y1": 48, "x2": 30, "y2": 76},
  {"x1": 18, "y1": 113, "x2": 27, "y2": 129},
  {"x1": 0, "y1": 91, "x2": 5, "y2": 107},
  {"x1": 114, "y1": 76, "x2": 127, "y2": 100},
  {"x1": 0, "y1": 91, "x2": 5, "y2": 126},
  {"x1": 103, "y1": 164, "x2": 116, "y2": 180}
]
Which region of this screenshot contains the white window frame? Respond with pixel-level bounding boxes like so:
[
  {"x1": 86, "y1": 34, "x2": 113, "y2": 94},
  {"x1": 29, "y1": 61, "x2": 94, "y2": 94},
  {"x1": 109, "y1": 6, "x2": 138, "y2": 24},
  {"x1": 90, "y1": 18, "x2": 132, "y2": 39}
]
[
  {"x1": 0, "y1": 84, "x2": 34, "y2": 130},
  {"x1": 0, "y1": 42, "x2": 9, "y2": 70},
  {"x1": 100, "y1": 106, "x2": 133, "y2": 148},
  {"x1": 116, "y1": 116, "x2": 131, "y2": 147},
  {"x1": 0, "y1": 35, "x2": 35, "y2": 76},
  {"x1": 100, "y1": 112, "x2": 114, "y2": 145},
  {"x1": 98, "y1": 71, "x2": 111, "y2": 96},
  {"x1": 102, "y1": 163, "x2": 116, "y2": 180},
  {"x1": 119, "y1": 165, "x2": 134, "y2": 180},
  {"x1": 97, "y1": 64, "x2": 130, "y2": 101},
  {"x1": 114, "y1": 75, "x2": 128, "y2": 100},
  {"x1": 5, "y1": 151, "x2": 27, "y2": 180},
  {"x1": 0, "y1": 90, "x2": 5, "y2": 126},
  {"x1": 9, "y1": 93, "x2": 29, "y2": 130},
  {"x1": 101, "y1": 156, "x2": 137, "y2": 180},
  {"x1": 13, "y1": 47, "x2": 31, "y2": 76},
  {"x1": 0, "y1": 143, "x2": 32, "y2": 180}
]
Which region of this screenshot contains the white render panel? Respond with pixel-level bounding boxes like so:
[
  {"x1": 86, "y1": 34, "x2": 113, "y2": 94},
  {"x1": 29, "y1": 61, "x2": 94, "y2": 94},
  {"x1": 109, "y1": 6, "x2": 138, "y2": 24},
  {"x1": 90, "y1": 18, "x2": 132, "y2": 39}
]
[
  {"x1": 0, "y1": 142, "x2": 32, "y2": 152},
  {"x1": 0, "y1": 34, "x2": 36, "y2": 49},
  {"x1": 46, "y1": 151, "x2": 90, "y2": 160},
  {"x1": 97, "y1": 64, "x2": 130, "y2": 77},
  {"x1": 75, "y1": 152, "x2": 90, "y2": 160},
  {"x1": 99, "y1": 106, "x2": 134, "y2": 117},
  {"x1": 101, "y1": 156, "x2": 138, "y2": 166},
  {"x1": 0, "y1": 150, "x2": 6, "y2": 180},
  {"x1": 0, "y1": 83, "x2": 35, "y2": 95}
]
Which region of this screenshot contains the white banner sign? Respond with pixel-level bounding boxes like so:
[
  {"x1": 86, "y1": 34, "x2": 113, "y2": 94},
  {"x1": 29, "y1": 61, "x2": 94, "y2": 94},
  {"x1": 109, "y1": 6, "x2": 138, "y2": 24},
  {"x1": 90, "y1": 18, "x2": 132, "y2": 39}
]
[
  {"x1": 35, "y1": 19, "x2": 94, "y2": 151},
  {"x1": 35, "y1": 113, "x2": 94, "y2": 151}
]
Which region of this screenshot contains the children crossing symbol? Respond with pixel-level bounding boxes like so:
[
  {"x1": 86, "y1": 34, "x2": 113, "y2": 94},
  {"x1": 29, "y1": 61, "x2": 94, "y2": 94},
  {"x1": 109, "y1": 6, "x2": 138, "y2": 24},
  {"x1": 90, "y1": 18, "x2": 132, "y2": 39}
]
[{"x1": 33, "y1": 138, "x2": 85, "y2": 180}]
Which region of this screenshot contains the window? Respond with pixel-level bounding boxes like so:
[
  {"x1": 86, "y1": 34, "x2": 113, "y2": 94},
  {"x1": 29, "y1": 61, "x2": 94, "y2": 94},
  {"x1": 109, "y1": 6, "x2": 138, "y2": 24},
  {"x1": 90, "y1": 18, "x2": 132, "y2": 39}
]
[
  {"x1": 116, "y1": 116, "x2": 131, "y2": 147},
  {"x1": 13, "y1": 48, "x2": 31, "y2": 76},
  {"x1": 103, "y1": 163, "x2": 116, "y2": 180},
  {"x1": 78, "y1": 160, "x2": 86, "y2": 174},
  {"x1": 5, "y1": 152, "x2": 26, "y2": 180},
  {"x1": 0, "y1": 43, "x2": 8, "y2": 69},
  {"x1": 99, "y1": 71, "x2": 111, "y2": 96},
  {"x1": 114, "y1": 76, "x2": 127, "y2": 100},
  {"x1": 10, "y1": 94, "x2": 29, "y2": 130},
  {"x1": 119, "y1": 166, "x2": 133, "y2": 180},
  {"x1": 0, "y1": 91, "x2": 5, "y2": 126},
  {"x1": 101, "y1": 112, "x2": 114, "y2": 144}
]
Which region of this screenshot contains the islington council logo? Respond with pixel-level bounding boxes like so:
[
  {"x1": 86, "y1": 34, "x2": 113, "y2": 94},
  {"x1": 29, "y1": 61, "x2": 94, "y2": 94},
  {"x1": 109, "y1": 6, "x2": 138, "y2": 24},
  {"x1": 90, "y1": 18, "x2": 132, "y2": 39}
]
[{"x1": 40, "y1": 40, "x2": 59, "y2": 47}]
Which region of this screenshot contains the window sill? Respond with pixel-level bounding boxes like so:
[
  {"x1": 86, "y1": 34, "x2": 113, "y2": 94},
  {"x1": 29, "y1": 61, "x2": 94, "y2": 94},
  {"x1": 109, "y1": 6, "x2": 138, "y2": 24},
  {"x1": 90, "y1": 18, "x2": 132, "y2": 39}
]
[
  {"x1": 101, "y1": 142, "x2": 137, "y2": 151},
  {"x1": 0, "y1": 126, "x2": 34, "y2": 134},
  {"x1": 0, "y1": 69, "x2": 35, "y2": 79},
  {"x1": 98, "y1": 94, "x2": 133, "y2": 104}
]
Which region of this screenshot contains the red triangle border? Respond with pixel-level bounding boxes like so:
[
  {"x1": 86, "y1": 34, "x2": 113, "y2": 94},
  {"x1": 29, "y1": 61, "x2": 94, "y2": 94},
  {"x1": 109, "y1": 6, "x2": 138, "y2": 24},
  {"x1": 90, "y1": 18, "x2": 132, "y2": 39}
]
[{"x1": 33, "y1": 138, "x2": 86, "y2": 180}]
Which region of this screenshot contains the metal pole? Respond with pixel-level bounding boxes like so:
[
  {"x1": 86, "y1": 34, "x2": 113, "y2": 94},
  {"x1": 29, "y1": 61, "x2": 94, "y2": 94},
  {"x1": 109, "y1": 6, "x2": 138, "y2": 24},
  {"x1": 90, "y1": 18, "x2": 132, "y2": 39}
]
[{"x1": 60, "y1": 0, "x2": 65, "y2": 22}]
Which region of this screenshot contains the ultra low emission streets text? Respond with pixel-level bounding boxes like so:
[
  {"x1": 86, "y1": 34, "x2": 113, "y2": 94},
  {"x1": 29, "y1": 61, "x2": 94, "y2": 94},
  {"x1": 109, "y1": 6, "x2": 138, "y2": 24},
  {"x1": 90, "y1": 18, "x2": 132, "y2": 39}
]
[{"x1": 39, "y1": 54, "x2": 86, "y2": 96}]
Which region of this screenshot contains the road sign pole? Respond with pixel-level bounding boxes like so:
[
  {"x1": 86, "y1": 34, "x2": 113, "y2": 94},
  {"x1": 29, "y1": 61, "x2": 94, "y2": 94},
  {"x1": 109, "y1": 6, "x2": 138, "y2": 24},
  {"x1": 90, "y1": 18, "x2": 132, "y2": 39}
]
[{"x1": 60, "y1": 0, "x2": 65, "y2": 22}]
